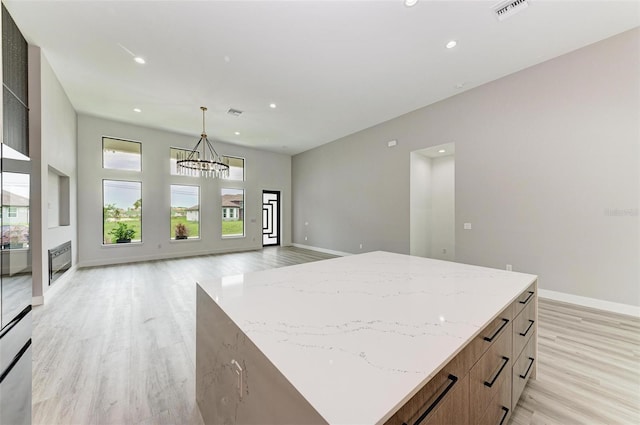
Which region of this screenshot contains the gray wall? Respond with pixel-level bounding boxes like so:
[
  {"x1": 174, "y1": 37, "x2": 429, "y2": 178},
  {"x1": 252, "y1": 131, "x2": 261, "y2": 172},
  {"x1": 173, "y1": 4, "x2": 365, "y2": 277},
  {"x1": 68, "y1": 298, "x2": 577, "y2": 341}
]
[
  {"x1": 28, "y1": 46, "x2": 78, "y2": 300},
  {"x1": 77, "y1": 115, "x2": 292, "y2": 267},
  {"x1": 292, "y1": 28, "x2": 639, "y2": 306}
]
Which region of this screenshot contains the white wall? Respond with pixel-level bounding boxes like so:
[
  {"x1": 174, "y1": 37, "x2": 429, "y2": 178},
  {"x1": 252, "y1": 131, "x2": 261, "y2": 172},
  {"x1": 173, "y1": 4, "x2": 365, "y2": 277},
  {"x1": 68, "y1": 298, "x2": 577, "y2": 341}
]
[
  {"x1": 410, "y1": 153, "x2": 431, "y2": 257},
  {"x1": 47, "y1": 167, "x2": 59, "y2": 228},
  {"x1": 77, "y1": 115, "x2": 292, "y2": 267},
  {"x1": 292, "y1": 28, "x2": 639, "y2": 307},
  {"x1": 430, "y1": 155, "x2": 455, "y2": 261},
  {"x1": 28, "y1": 46, "x2": 78, "y2": 300},
  {"x1": 409, "y1": 153, "x2": 455, "y2": 261}
]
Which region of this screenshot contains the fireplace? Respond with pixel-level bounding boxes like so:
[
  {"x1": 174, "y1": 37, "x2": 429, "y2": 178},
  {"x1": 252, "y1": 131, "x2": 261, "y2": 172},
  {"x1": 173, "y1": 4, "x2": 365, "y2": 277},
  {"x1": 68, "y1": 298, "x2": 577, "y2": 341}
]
[{"x1": 48, "y1": 241, "x2": 71, "y2": 285}]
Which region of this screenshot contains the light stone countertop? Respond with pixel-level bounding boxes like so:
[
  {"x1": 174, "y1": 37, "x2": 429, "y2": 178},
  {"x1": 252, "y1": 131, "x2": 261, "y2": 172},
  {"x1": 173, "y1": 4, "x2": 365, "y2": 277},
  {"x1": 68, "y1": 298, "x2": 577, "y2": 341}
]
[{"x1": 197, "y1": 251, "x2": 538, "y2": 424}]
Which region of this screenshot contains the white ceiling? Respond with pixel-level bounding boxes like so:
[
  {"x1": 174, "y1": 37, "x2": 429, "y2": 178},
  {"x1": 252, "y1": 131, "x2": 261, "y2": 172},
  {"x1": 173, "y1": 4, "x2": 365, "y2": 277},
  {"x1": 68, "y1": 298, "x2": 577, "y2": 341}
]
[{"x1": 4, "y1": 0, "x2": 639, "y2": 155}]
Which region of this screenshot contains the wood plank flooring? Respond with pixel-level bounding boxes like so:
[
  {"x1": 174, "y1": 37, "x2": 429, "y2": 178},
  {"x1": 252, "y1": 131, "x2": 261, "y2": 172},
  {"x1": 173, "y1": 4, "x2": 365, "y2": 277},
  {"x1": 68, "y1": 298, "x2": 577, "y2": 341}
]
[
  {"x1": 31, "y1": 247, "x2": 640, "y2": 424},
  {"x1": 511, "y1": 299, "x2": 640, "y2": 425}
]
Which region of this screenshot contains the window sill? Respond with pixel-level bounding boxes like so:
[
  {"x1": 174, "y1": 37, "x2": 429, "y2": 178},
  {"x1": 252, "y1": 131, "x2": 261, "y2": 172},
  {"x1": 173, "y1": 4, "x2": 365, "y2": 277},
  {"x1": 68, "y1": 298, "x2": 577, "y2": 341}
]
[
  {"x1": 101, "y1": 242, "x2": 143, "y2": 248},
  {"x1": 222, "y1": 235, "x2": 245, "y2": 240},
  {"x1": 169, "y1": 238, "x2": 201, "y2": 243}
]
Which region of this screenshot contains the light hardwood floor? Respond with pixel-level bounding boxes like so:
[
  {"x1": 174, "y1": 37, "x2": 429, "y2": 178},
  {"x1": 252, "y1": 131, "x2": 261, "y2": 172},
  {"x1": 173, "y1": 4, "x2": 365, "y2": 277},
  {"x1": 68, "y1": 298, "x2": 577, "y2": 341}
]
[{"x1": 31, "y1": 247, "x2": 640, "y2": 425}]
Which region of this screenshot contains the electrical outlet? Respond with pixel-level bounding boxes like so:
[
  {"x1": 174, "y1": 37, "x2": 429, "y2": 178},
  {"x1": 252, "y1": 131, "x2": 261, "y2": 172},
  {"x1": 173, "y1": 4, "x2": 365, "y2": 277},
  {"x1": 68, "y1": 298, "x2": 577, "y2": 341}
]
[
  {"x1": 304, "y1": 236, "x2": 308, "y2": 241},
  {"x1": 359, "y1": 243, "x2": 363, "y2": 249},
  {"x1": 442, "y1": 248, "x2": 447, "y2": 254},
  {"x1": 506, "y1": 264, "x2": 512, "y2": 271}
]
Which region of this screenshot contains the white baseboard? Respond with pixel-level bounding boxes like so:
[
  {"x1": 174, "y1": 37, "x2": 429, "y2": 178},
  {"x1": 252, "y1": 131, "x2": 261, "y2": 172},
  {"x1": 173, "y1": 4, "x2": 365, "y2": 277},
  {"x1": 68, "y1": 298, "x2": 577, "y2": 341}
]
[
  {"x1": 292, "y1": 243, "x2": 352, "y2": 257},
  {"x1": 32, "y1": 295, "x2": 44, "y2": 306},
  {"x1": 539, "y1": 289, "x2": 640, "y2": 318}
]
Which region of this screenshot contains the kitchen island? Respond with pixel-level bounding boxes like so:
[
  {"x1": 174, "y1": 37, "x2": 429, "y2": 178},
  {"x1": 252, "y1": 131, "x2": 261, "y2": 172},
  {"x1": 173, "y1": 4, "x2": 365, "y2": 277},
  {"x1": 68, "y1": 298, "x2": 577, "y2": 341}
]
[{"x1": 196, "y1": 251, "x2": 538, "y2": 425}]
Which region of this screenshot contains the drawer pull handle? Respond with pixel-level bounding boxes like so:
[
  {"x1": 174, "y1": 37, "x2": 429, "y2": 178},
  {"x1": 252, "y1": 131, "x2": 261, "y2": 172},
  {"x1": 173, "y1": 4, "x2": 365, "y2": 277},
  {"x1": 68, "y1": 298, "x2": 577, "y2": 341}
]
[
  {"x1": 519, "y1": 291, "x2": 535, "y2": 305},
  {"x1": 483, "y1": 318, "x2": 509, "y2": 342},
  {"x1": 519, "y1": 320, "x2": 535, "y2": 337},
  {"x1": 484, "y1": 356, "x2": 509, "y2": 388},
  {"x1": 519, "y1": 357, "x2": 535, "y2": 379},
  {"x1": 498, "y1": 406, "x2": 509, "y2": 425},
  {"x1": 402, "y1": 374, "x2": 458, "y2": 425}
]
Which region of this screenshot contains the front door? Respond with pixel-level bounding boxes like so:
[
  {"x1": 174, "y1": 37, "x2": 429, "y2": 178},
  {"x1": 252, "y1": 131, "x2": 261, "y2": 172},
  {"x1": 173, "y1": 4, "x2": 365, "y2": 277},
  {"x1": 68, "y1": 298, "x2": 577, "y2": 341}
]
[{"x1": 262, "y1": 191, "x2": 280, "y2": 246}]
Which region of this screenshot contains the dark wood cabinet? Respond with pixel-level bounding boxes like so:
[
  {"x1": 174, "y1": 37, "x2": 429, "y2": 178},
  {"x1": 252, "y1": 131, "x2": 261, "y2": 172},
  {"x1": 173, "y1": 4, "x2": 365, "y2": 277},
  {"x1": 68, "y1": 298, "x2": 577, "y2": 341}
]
[{"x1": 2, "y1": 3, "x2": 29, "y2": 157}]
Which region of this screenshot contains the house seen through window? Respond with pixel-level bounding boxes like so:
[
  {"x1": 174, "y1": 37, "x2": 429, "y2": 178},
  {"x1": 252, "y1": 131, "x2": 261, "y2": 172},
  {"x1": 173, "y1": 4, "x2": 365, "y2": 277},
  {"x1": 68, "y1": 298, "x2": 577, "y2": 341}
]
[{"x1": 221, "y1": 188, "x2": 244, "y2": 237}]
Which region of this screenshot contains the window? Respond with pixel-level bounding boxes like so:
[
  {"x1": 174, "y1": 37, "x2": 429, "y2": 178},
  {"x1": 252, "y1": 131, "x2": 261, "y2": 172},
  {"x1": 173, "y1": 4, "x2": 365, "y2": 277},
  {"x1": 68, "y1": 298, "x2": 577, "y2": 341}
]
[
  {"x1": 170, "y1": 147, "x2": 199, "y2": 175},
  {"x1": 221, "y1": 188, "x2": 244, "y2": 237},
  {"x1": 103, "y1": 137, "x2": 141, "y2": 171},
  {"x1": 171, "y1": 185, "x2": 200, "y2": 240},
  {"x1": 103, "y1": 180, "x2": 142, "y2": 244},
  {"x1": 1, "y1": 172, "x2": 30, "y2": 250},
  {"x1": 222, "y1": 156, "x2": 244, "y2": 181}
]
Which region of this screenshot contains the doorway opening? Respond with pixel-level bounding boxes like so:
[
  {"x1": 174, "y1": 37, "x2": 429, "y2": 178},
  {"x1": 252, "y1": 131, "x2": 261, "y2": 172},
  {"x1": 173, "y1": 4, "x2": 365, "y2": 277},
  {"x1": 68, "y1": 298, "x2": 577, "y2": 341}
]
[
  {"x1": 410, "y1": 143, "x2": 455, "y2": 260},
  {"x1": 262, "y1": 191, "x2": 280, "y2": 246}
]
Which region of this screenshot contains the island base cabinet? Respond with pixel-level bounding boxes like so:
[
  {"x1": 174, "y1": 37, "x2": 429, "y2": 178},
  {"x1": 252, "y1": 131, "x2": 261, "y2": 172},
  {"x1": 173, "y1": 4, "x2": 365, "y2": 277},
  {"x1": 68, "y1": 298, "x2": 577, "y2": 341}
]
[
  {"x1": 195, "y1": 286, "x2": 328, "y2": 425},
  {"x1": 512, "y1": 331, "x2": 537, "y2": 405},
  {"x1": 386, "y1": 373, "x2": 470, "y2": 425},
  {"x1": 477, "y1": 379, "x2": 511, "y2": 425},
  {"x1": 469, "y1": 322, "x2": 512, "y2": 424}
]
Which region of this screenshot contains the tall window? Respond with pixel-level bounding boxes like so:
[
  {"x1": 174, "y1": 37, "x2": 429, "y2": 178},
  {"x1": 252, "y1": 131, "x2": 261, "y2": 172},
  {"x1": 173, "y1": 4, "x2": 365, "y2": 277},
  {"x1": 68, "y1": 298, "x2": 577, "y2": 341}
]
[
  {"x1": 170, "y1": 185, "x2": 200, "y2": 240},
  {"x1": 103, "y1": 137, "x2": 141, "y2": 171},
  {"x1": 221, "y1": 188, "x2": 244, "y2": 238},
  {"x1": 1, "y1": 172, "x2": 30, "y2": 250},
  {"x1": 103, "y1": 180, "x2": 142, "y2": 244},
  {"x1": 223, "y1": 156, "x2": 244, "y2": 181}
]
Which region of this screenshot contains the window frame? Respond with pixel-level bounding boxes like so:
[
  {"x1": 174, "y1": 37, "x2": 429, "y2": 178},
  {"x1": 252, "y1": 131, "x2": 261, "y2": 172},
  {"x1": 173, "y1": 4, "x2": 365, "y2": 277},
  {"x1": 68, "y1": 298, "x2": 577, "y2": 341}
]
[
  {"x1": 221, "y1": 188, "x2": 245, "y2": 239},
  {"x1": 170, "y1": 184, "x2": 201, "y2": 241},
  {"x1": 102, "y1": 136, "x2": 142, "y2": 172},
  {"x1": 102, "y1": 179, "x2": 143, "y2": 245}
]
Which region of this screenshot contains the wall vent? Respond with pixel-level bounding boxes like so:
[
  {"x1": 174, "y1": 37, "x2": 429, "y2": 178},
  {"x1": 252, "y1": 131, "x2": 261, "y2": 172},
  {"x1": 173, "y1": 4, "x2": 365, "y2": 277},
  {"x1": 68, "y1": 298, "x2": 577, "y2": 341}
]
[
  {"x1": 493, "y1": 0, "x2": 529, "y2": 21},
  {"x1": 227, "y1": 108, "x2": 243, "y2": 116}
]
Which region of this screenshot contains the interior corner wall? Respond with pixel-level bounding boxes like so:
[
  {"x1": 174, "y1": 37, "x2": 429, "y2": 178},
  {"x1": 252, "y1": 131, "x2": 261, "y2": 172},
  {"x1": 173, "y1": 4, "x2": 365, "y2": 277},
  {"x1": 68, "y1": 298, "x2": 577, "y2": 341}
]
[
  {"x1": 76, "y1": 115, "x2": 292, "y2": 267},
  {"x1": 292, "y1": 28, "x2": 640, "y2": 306},
  {"x1": 28, "y1": 46, "x2": 78, "y2": 299}
]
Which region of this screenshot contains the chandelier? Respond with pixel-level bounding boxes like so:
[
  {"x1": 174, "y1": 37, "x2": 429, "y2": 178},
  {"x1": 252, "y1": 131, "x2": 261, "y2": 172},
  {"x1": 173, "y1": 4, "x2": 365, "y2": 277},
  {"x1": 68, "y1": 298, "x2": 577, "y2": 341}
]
[{"x1": 177, "y1": 106, "x2": 230, "y2": 178}]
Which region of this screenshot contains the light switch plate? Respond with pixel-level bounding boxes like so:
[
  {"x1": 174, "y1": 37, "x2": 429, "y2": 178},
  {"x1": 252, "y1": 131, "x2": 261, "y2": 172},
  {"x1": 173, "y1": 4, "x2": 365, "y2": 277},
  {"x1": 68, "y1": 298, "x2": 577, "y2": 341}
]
[{"x1": 463, "y1": 223, "x2": 472, "y2": 230}]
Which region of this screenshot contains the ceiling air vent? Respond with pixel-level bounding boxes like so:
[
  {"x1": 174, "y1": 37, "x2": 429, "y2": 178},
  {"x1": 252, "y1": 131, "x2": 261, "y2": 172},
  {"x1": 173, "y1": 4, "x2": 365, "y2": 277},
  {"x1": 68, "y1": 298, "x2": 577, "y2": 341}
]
[
  {"x1": 493, "y1": 0, "x2": 529, "y2": 21},
  {"x1": 227, "y1": 108, "x2": 243, "y2": 117}
]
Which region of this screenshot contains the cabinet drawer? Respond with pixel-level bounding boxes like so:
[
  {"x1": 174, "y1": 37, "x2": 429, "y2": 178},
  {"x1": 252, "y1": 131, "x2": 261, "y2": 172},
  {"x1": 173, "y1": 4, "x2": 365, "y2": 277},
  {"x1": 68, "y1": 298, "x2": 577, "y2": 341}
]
[
  {"x1": 469, "y1": 322, "x2": 512, "y2": 424},
  {"x1": 513, "y1": 282, "x2": 536, "y2": 318},
  {"x1": 458, "y1": 304, "x2": 513, "y2": 373},
  {"x1": 512, "y1": 331, "x2": 536, "y2": 406},
  {"x1": 385, "y1": 371, "x2": 469, "y2": 425},
  {"x1": 512, "y1": 295, "x2": 536, "y2": 359},
  {"x1": 477, "y1": 378, "x2": 511, "y2": 425}
]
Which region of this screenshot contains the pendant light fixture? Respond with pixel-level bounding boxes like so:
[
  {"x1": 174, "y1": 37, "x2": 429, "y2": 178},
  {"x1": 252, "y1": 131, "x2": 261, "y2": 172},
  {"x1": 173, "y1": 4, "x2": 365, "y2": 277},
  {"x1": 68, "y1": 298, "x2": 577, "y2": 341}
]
[{"x1": 177, "y1": 106, "x2": 230, "y2": 178}]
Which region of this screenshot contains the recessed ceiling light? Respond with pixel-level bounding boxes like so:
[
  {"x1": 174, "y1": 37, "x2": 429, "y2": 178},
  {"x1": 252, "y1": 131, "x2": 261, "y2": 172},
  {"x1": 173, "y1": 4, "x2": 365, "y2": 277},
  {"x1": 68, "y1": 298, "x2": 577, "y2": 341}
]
[
  {"x1": 133, "y1": 108, "x2": 141, "y2": 113},
  {"x1": 438, "y1": 149, "x2": 446, "y2": 153},
  {"x1": 269, "y1": 103, "x2": 277, "y2": 109},
  {"x1": 134, "y1": 56, "x2": 146, "y2": 64},
  {"x1": 446, "y1": 40, "x2": 457, "y2": 49},
  {"x1": 404, "y1": 0, "x2": 418, "y2": 7},
  {"x1": 234, "y1": 131, "x2": 240, "y2": 135}
]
